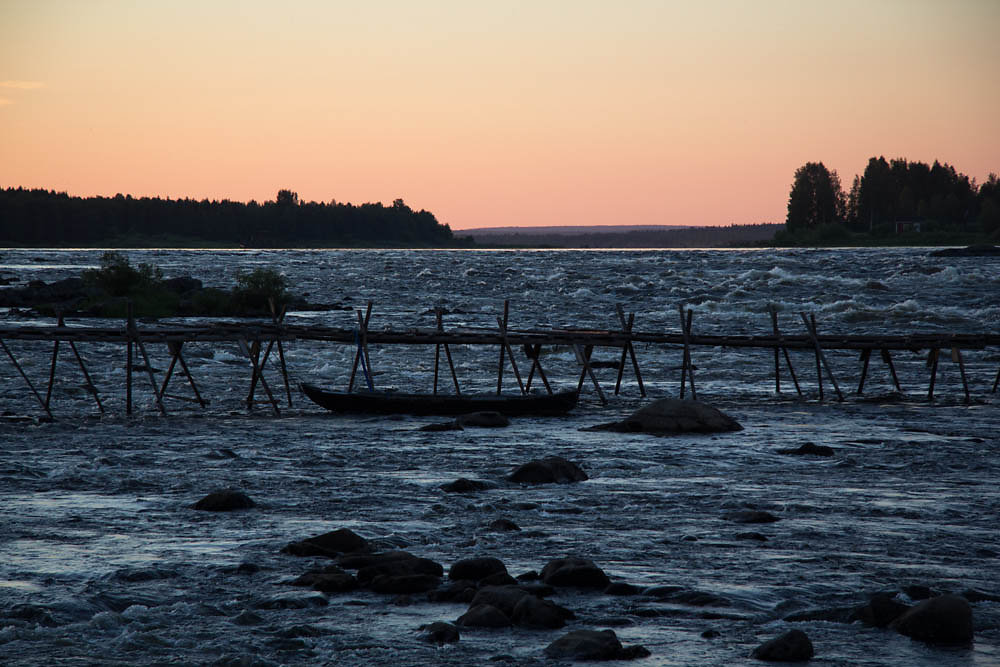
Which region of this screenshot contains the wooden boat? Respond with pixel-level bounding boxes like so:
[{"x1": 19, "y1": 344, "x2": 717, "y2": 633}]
[{"x1": 300, "y1": 383, "x2": 578, "y2": 416}]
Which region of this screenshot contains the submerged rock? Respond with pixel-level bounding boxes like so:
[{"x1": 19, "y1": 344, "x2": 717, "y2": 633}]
[
  {"x1": 585, "y1": 398, "x2": 742, "y2": 434},
  {"x1": 544, "y1": 629, "x2": 650, "y2": 661},
  {"x1": 890, "y1": 594, "x2": 973, "y2": 645},
  {"x1": 440, "y1": 478, "x2": 495, "y2": 493},
  {"x1": 449, "y1": 557, "x2": 508, "y2": 582},
  {"x1": 540, "y1": 557, "x2": 610, "y2": 589},
  {"x1": 508, "y1": 456, "x2": 588, "y2": 484},
  {"x1": 751, "y1": 629, "x2": 814, "y2": 661},
  {"x1": 457, "y1": 411, "x2": 510, "y2": 428},
  {"x1": 851, "y1": 593, "x2": 909, "y2": 627},
  {"x1": 281, "y1": 528, "x2": 370, "y2": 558},
  {"x1": 418, "y1": 621, "x2": 460, "y2": 644},
  {"x1": 928, "y1": 245, "x2": 1000, "y2": 257},
  {"x1": 191, "y1": 490, "x2": 255, "y2": 512},
  {"x1": 457, "y1": 603, "x2": 511, "y2": 628},
  {"x1": 724, "y1": 510, "x2": 779, "y2": 524},
  {"x1": 777, "y1": 442, "x2": 834, "y2": 457}
]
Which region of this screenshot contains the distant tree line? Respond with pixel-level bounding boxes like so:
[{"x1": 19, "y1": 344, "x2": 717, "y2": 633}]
[
  {"x1": 781, "y1": 157, "x2": 1000, "y2": 244},
  {"x1": 0, "y1": 188, "x2": 469, "y2": 247},
  {"x1": 467, "y1": 223, "x2": 782, "y2": 248}
]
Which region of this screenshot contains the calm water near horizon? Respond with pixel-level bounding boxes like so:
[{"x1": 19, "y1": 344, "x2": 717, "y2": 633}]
[{"x1": 1, "y1": 248, "x2": 998, "y2": 665}]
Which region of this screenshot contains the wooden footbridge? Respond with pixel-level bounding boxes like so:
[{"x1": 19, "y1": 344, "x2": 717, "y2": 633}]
[{"x1": 2, "y1": 301, "x2": 998, "y2": 419}]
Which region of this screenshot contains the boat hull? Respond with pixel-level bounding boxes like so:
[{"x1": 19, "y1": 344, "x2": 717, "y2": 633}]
[{"x1": 300, "y1": 383, "x2": 578, "y2": 416}]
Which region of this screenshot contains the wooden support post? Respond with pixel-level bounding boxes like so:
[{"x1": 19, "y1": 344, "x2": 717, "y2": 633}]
[
  {"x1": 857, "y1": 348, "x2": 872, "y2": 394},
  {"x1": 953, "y1": 347, "x2": 971, "y2": 403},
  {"x1": 524, "y1": 344, "x2": 552, "y2": 394},
  {"x1": 993, "y1": 365, "x2": 1000, "y2": 393},
  {"x1": 678, "y1": 305, "x2": 696, "y2": 401},
  {"x1": 927, "y1": 348, "x2": 939, "y2": 400},
  {"x1": 269, "y1": 299, "x2": 293, "y2": 407},
  {"x1": 239, "y1": 338, "x2": 280, "y2": 415},
  {"x1": 159, "y1": 341, "x2": 208, "y2": 408},
  {"x1": 129, "y1": 312, "x2": 166, "y2": 416},
  {"x1": 0, "y1": 337, "x2": 54, "y2": 420},
  {"x1": 68, "y1": 340, "x2": 103, "y2": 413},
  {"x1": 495, "y1": 301, "x2": 525, "y2": 395},
  {"x1": 433, "y1": 309, "x2": 442, "y2": 396},
  {"x1": 575, "y1": 344, "x2": 607, "y2": 404},
  {"x1": 614, "y1": 305, "x2": 645, "y2": 397},
  {"x1": 45, "y1": 313, "x2": 63, "y2": 409},
  {"x1": 800, "y1": 312, "x2": 843, "y2": 401},
  {"x1": 126, "y1": 305, "x2": 134, "y2": 416},
  {"x1": 348, "y1": 301, "x2": 374, "y2": 392},
  {"x1": 433, "y1": 308, "x2": 462, "y2": 395},
  {"x1": 770, "y1": 308, "x2": 801, "y2": 396},
  {"x1": 881, "y1": 349, "x2": 902, "y2": 392}
]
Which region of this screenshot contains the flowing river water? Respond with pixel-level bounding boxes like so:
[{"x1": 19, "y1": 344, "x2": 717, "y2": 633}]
[{"x1": 0, "y1": 248, "x2": 998, "y2": 665}]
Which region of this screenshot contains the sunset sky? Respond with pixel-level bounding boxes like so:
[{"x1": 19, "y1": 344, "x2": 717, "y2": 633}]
[{"x1": 2, "y1": 1, "x2": 998, "y2": 230}]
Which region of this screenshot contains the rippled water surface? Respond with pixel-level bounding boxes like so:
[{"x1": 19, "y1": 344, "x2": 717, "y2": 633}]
[{"x1": 1, "y1": 248, "x2": 998, "y2": 665}]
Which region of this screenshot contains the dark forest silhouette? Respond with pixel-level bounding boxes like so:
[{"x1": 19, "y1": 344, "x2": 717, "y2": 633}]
[
  {"x1": 780, "y1": 157, "x2": 1000, "y2": 245},
  {"x1": 0, "y1": 188, "x2": 468, "y2": 247}
]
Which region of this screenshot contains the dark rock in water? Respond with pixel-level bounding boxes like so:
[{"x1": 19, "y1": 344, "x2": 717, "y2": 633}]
[
  {"x1": 783, "y1": 606, "x2": 855, "y2": 623},
  {"x1": 253, "y1": 593, "x2": 328, "y2": 610},
  {"x1": 585, "y1": 397, "x2": 742, "y2": 434},
  {"x1": 508, "y1": 456, "x2": 588, "y2": 484},
  {"x1": 851, "y1": 592, "x2": 909, "y2": 627},
  {"x1": 928, "y1": 244, "x2": 1000, "y2": 257},
  {"x1": 541, "y1": 557, "x2": 610, "y2": 589},
  {"x1": 338, "y1": 549, "x2": 414, "y2": 570},
  {"x1": 357, "y1": 556, "x2": 443, "y2": 583},
  {"x1": 427, "y1": 580, "x2": 477, "y2": 603},
  {"x1": 418, "y1": 621, "x2": 460, "y2": 644},
  {"x1": 865, "y1": 280, "x2": 889, "y2": 290},
  {"x1": 368, "y1": 573, "x2": 441, "y2": 594},
  {"x1": 487, "y1": 518, "x2": 521, "y2": 532},
  {"x1": 511, "y1": 594, "x2": 574, "y2": 629},
  {"x1": 702, "y1": 629, "x2": 721, "y2": 638},
  {"x1": 725, "y1": 510, "x2": 779, "y2": 524},
  {"x1": 890, "y1": 594, "x2": 973, "y2": 645},
  {"x1": 605, "y1": 582, "x2": 643, "y2": 596},
  {"x1": 903, "y1": 584, "x2": 935, "y2": 601},
  {"x1": 457, "y1": 411, "x2": 510, "y2": 428},
  {"x1": 457, "y1": 603, "x2": 512, "y2": 628},
  {"x1": 449, "y1": 557, "x2": 508, "y2": 582},
  {"x1": 544, "y1": 629, "x2": 650, "y2": 661},
  {"x1": 751, "y1": 629, "x2": 814, "y2": 661},
  {"x1": 962, "y1": 589, "x2": 1000, "y2": 603},
  {"x1": 282, "y1": 528, "x2": 370, "y2": 558},
  {"x1": 645, "y1": 587, "x2": 728, "y2": 607},
  {"x1": 289, "y1": 565, "x2": 359, "y2": 593},
  {"x1": 777, "y1": 442, "x2": 834, "y2": 457},
  {"x1": 233, "y1": 610, "x2": 265, "y2": 626},
  {"x1": 420, "y1": 421, "x2": 463, "y2": 432},
  {"x1": 736, "y1": 532, "x2": 769, "y2": 542},
  {"x1": 469, "y1": 586, "x2": 532, "y2": 617},
  {"x1": 191, "y1": 490, "x2": 255, "y2": 512},
  {"x1": 479, "y1": 572, "x2": 519, "y2": 587},
  {"x1": 440, "y1": 478, "x2": 495, "y2": 493}
]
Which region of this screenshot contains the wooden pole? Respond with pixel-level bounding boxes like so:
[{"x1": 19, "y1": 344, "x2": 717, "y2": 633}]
[
  {"x1": 927, "y1": 348, "x2": 940, "y2": 400},
  {"x1": 857, "y1": 348, "x2": 872, "y2": 394},
  {"x1": 269, "y1": 300, "x2": 293, "y2": 407},
  {"x1": 800, "y1": 312, "x2": 843, "y2": 401},
  {"x1": 678, "y1": 306, "x2": 696, "y2": 401},
  {"x1": 126, "y1": 305, "x2": 134, "y2": 416},
  {"x1": 131, "y1": 318, "x2": 166, "y2": 415},
  {"x1": 769, "y1": 308, "x2": 781, "y2": 393},
  {"x1": 993, "y1": 365, "x2": 999, "y2": 393},
  {"x1": 770, "y1": 309, "x2": 802, "y2": 396},
  {"x1": 575, "y1": 344, "x2": 607, "y2": 404},
  {"x1": 239, "y1": 338, "x2": 280, "y2": 415},
  {"x1": 614, "y1": 305, "x2": 645, "y2": 396},
  {"x1": 953, "y1": 347, "x2": 970, "y2": 403},
  {"x1": 160, "y1": 341, "x2": 207, "y2": 407},
  {"x1": 0, "y1": 337, "x2": 54, "y2": 420},
  {"x1": 524, "y1": 344, "x2": 552, "y2": 394},
  {"x1": 45, "y1": 313, "x2": 64, "y2": 409},
  {"x1": 496, "y1": 301, "x2": 508, "y2": 395},
  {"x1": 433, "y1": 308, "x2": 442, "y2": 395},
  {"x1": 348, "y1": 301, "x2": 374, "y2": 392},
  {"x1": 68, "y1": 340, "x2": 103, "y2": 413},
  {"x1": 881, "y1": 349, "x2": 903, "y2": 392}
]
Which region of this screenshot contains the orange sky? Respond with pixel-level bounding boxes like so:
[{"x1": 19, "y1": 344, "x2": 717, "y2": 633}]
[{"x1": 2, "y1": 0, "x2": 998, "y2": 229}]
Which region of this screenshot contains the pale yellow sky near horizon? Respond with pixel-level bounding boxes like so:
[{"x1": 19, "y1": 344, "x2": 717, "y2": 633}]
[{"x1": 1, "y1": 0, "x2": 998, "y2": 230}]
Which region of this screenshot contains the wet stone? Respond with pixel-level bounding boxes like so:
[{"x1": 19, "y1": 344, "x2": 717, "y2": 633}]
[
  {"x1": 541, "y1": 557, "x2": 610, "y2": 589},
  {"x1": 440, "y1": 478, "x2": 494, "y2": 493},
  {"x1": 457, "y1": 603, "x2": 511, "y2": 628},
  {"x1": 725, "y1": 510, "x2": 779, "y2": 524},
  {"x1": 544, "y1": 629, "x2": 650, "y2": 661},
  {"x1": 777, "y1": 442, "x2": 835, "y2": 456},
  {"x1": 890, "y1": 594, "x2": 974, "y2": 645},
  {"x1": 418, "y1": 621, "x2": 460, "y2": 644},
  {"x1": 192, "y1": 490, "x2": 255, "y2": 512},
  {"x1": 508, "y1": 456, "x2": 588, "y2": 484},
  {"x1": 751, "y1": 629, "x2": 814, "y2": 662},
  {"x1": 282, "y1": 528, "x2": 370, "y2": 558}
]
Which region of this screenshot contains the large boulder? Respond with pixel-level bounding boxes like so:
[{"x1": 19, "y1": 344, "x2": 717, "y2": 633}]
[
  {"x1": 418, "y1": 621, "x2": 460, "y2": 644},
  {"x1": 540, "y1": 557, "x2": 610, "y2": 589},
  {"x1": 890, "y1": 594, "x2": 973, "y2": 645},
  {"x1": 751, "y1": 629, "x2": 814, "y2": 661},
  {"x1": 586, "y1": 398, "x2": 742, "y2": 434},
  {"x1": 449, "y1": 557, "x2": 508, "y2": 582},
  {"x1": 544, "y1": 629, "x2": 650, "y2": 661},
  {"x1": 457, "y1": 603, "x2": 511, "y2": 628},
  {"x1": 508, "y1": 456, "x2": 588, "y2": 484},
  {"x1": 850, "y1": 593, "x2": 909, "y2": 627},
  {"x1": 511, "y1": 594, "x2": 574, "y2": 629}
]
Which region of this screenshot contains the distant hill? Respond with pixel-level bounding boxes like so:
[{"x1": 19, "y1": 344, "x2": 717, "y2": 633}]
[{"x1": 459, "y1": 223, "x2": 783, "y2": 248}]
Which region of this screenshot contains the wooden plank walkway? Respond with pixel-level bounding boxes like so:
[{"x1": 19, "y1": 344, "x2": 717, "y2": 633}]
[{"x1": 2, "y1": 300, "x2": 998, "y2": 418}]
